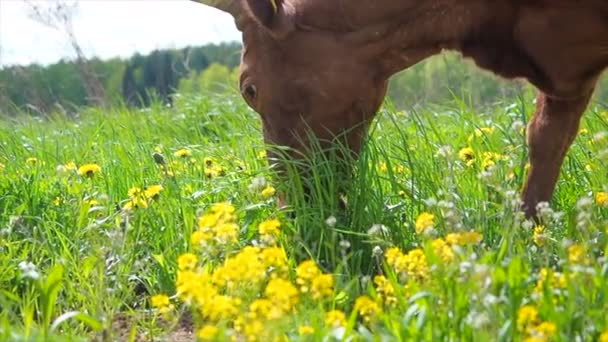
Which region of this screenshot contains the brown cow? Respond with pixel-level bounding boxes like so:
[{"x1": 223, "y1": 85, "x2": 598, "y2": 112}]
[{"x1": 194, "y1": 0, "x2": 608, "y2": 216}]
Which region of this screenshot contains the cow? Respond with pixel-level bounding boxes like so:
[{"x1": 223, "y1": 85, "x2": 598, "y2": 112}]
[{"x1": 193, "y1": 0, "x2": 608, "y2": 217}]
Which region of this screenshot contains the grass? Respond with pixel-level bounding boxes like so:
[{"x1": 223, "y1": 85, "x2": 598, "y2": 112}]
[{"x1": 0, "y1": 91, "x2": 607, "y2": 341}]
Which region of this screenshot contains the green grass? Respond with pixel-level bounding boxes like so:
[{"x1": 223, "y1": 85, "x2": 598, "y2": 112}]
[{"x1": 0, "y1": 92, "x2": 607, "y2": 341}]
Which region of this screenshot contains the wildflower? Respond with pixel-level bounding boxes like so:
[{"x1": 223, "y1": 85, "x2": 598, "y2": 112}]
[
  {"x1": 265, "y1": 278, "x2": 299, "y2": 312},
  {"x1": 568, "y1": 244, "x2": 588, "y2": 265},
  {"x1": 26, "y1": 157, "x2": 39, "y2": 165},
  {"x1": 296, "y1": 260, "x2": 321, "y2": 293},
  {"x1": 259, "y1": 219, "x2": 281, "y2": 236},
  {"x1": 18, "y1": 261, "x2": 40, "y2": 280},
  {"x1": 325, "y1": 310, "x2": 347, "y2": 328},
  {"x1": 202, "y1": 295, "x2": 241, "y2": 321},
  {"x1": 458, "y1": 147, "x2": 475, "y2": 165},
  {"x1": 260, "y1": 247, "x2": 288, "y2": 273},
  {"x1": 214, "y1": 222, "x2": 239, "y2": 244},
  {"x1": 150, "y1": 294, "x2": 173, "y2": 314},
  {"x1": 191, "y1": 230, "x2": 213, "y2": 247},
  {"x1": 248, "y1": 299, "x2": 276, "y2": 320},
  {"x1": 374, "y1": 275, "x2": 397, "y2": 306},
  {"x1": 415, "y1": 212, "x2": 435, "y2": 234},
  {"x1": 178, "y1": 253, "x2": 198, "y2": 271},
  {"x1": 258, "y1": 150, "x2": 267, "y2": 158},
  {"x1": 534, "y1": 268, "x2": 567, "y2": 295},
  {"x1": 517, "y1": 305, "x2": 539, "y2": 331},
  {"x1": 596, "y1": 192, "x2": 608, "y2": 207},
  {"x1": 445, "y1": 232, "x2": 483, "y2": 245},
  {"x1": 355, "y1": 296, "x2": 382, "y2": 323},
  {"x1": 378, "y1": 162, "x2": 388, "y2": 173},
  {"x1": 123, "y1": 197, "x2": 148, "y2": 210},
  {"x1": 298, "y1": 325, "x2": 314, "y2": 335},
  {"x1": 529, "y1": 321, "x2": 557, "y2": 339},
  {"x1": 600, "y1": 330, "x2": 608, "y2": 342},
  {"x1": 52, "y1": 197, "x2": 62, "y2": 206},
  {"x1": 128, "y1": 187, "x2": 143, "y2": 198},
  {"x1": 431, "y1": 238, "x2": 455, "y2": 263},
  {"x1": 468, "y1": 127, "x2": 496, "y2": 141},
  {"x1": 144, "y1": 185, "x2": 163, "y2": 199},
  {"x1": 261, "y1": 185, "x2": 276, "y2": 199},
  {"x1": 533, "y1": 225, "x2": 546, "y2": 247},
  {"x1": 197, "y1": 325, "x2": 219, "y2": 340},
  {"x1": 325, "y1": 216, "x2": 337, "y2": 227},
  {"x1": 78, "y1": 163, "x2": 101, "y2": 177},
  {"x1": 174, "y1": 148, "x2": 191, "y2": 158},
  {"x1": 310, "y1": 274, "x2": 334, "y2": 300},
  {"x1": 387, "y1": 248, "x2": 429, "y2": 282}
]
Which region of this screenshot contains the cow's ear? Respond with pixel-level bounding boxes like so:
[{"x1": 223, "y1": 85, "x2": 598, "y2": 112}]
[{"x1": 245, "y1": 0, "x2": 295, "y2": 36}]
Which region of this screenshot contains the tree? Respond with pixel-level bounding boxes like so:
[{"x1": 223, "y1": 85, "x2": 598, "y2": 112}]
[{"x1": 25, "y1": 0, "x2": 107, "y2": 106}]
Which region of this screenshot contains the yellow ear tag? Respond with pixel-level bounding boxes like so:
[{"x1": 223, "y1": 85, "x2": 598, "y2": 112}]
[{"x1": 269, "y1": 0, "x2": 278, "y2": 13}]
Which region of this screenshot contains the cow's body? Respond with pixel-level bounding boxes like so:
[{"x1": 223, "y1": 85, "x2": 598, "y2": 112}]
[{"x1": 195, "y1": 0, "x2": 608, "y2": 216}]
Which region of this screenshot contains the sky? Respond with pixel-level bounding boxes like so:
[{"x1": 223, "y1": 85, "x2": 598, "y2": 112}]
[{"x1": 0, "y1": 0, "x2": 241, "y2": 67}]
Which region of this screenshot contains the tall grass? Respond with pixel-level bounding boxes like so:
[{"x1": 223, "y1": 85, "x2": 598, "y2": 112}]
[{"x1": 0, "y1": 91, "x2": 606, "y2": 341}]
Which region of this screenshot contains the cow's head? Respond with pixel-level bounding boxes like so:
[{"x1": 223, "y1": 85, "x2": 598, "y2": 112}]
[{"x1": 195, "y1": 0, "x2": 401, "y2": 153}]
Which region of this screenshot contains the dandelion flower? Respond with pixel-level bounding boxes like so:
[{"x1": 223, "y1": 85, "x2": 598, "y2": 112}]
[
  {"x1": 517, "y1": 305, "x2": 538, "y2": 331},
  {"x1": 415, "y1": 212, "x2": 435, "y2": 234},
  {"x1": 144, "y1": 184, "x2": 163, "y2": 199},
  {"x1": 596, "y1": 192, "x2": 608, "y2": 207},
  {"x1": 259, "y1": 219, "x2": 281, "y2": 236},
  {"x1": 599, "y1": 330, "x2": 608, "y2": 342},
  {"x1": 178, "y1": 253, "x2": 198, "y2": 271},
  {"x1": 532, "y1": 225, "x2": 546, "y2": 247},
  {"x1": 261, "y1": 185, "x2": 276, "y2": 199},
  {"x1": 78, "y1": 163, "x2": 101, "y2": 177},
  {"x1": 355, "y1": 296, "x2": 382, "y2": 323},
  {"x1": 458, "y1": 147, "x2": 475, "y2": 164},
  {"x1": 265, "y1": 278, "x2": 299, "y2": 312},
  {"x1": 310, "y1": 274, "x2": 334, "y2": 300},
  {"x1": 174, "y1": 148, "x2": 192, "y2": 158},
  {"x1": 197, "y1": 325, "x2": 219, "y2": 340},
  {"x1": 150, "y1": 294, "x2": 173, "y2": 314},
  {"x1": 325, "y1": 310, "x2": 347, "y2": 328},
  {"x1": 298, "y1": 325, "x2": 314, "y2": 335}
]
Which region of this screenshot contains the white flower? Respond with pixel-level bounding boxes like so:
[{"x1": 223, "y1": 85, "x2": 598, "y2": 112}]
[
  {"x1": 18, "y1": 261, "x2": 40, "y2": 280},
  {"x1": 325, "y1": 216, "x2": 337, "y2": 228}
]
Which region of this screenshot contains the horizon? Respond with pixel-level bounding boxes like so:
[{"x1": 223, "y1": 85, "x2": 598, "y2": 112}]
[{"x1": 0, "y1": 0, "x2": 241, "y2": 68}]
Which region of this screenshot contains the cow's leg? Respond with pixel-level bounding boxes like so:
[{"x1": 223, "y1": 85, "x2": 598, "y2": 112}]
[{"x1": 521, "y1": 90, "x2": 594, "y2": 217}]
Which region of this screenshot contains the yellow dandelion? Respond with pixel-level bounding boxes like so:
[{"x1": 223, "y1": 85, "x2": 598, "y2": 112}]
[
  {"x1": 298, "y1": 325, "x2": 314, "y2": 335},
  {"x1": 265, "y1": 278, "x2": 299, "y2": 312},
  {"x1": 258, "y1": 150, "x2": 267, "y2": 158},
  {"x1": 431, "y1": 238, "x2": 455, "y2": 263},
  {"x1": 174, "y1": 148, "x2": 191, "y2": 158},
  {"x1": 123, "y1": 197, "x2": 148, "y2": 210},
  {"x1": 310, "y1": 274, "x2": 334, "y2": 300},
  {"x1": 150, "y1": 294, "x2": 173, "y2": 314},
  {"x1": 144, "y1": 184, "x2": 163, "y2": 199},
  {"x1": 354, "y1": 296, "x2": 382, "y2": 323},
  {"x1": 568, "y1": 244, "x2": 587, "y2": 265},
  {"x1": 197, "y1": 325, "x2": 219, "y2": 340},
  {"x1": 374, "y1": 275, "x2": 397, "y2": 306},
  {"x1": 415, "y1": 212, "x2": 434, "y2": 234},
  {"x1": 178, "y1": 253, "x2": 198, "y2": 271},
  {"x1": 517, "y1": 305, "x2": 539, "y2": 331},
  {"x1": 458, "y1": 147, "x2": 475, "y2": 164},
  {"x1": 78, "y1": 163, "x2": 101, "y2": 177},
  {"x1": 533, "y1": 225, "x2": 546, "y2": 247},
  {"x1": 259, "y1": 219, "x2": 281, "y2": 236},
  {"x1": 261, "y1": 185, "x2": 276, "y2": 199},
  {"x1": 599, "y1": 330, "x2": 608, "y2": 342},
  {"x1": 128, "y1": 187, "x2": 143, "y2": 198},
  {"x1": 596, "y1": 192, "x2": 608, "y2": 207},
  {"x1": 325, "y1": 310, "x2": 347, "y2": 328},
  {"x1": 26, "y1": 157, "x2": 39, "y2": 165},
  {"x1": 531, "y1": 321, "x2": 557, "y2": 338}
]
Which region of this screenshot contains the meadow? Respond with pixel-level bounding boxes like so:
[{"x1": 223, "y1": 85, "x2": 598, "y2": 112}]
[{"x1": 0, "y1": 91, "x2": 607, "y2": 341}]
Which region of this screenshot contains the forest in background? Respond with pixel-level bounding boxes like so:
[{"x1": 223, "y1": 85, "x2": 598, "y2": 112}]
[{"x1": 1, "y1": 42, "x2": 607, "y2": 117}]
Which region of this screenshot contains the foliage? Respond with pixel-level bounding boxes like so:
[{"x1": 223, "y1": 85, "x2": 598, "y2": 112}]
[{"x1": 0, "y1": 91, "x2": 607, "y2": 340}]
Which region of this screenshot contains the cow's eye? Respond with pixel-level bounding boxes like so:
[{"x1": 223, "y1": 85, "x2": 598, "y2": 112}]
[{"x1": 242, "y1": 84, "x2": 257, "y2": 101}]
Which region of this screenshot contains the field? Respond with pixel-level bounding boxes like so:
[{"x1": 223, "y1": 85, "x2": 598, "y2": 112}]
[{"x1": 0, "y1": 92, "x2": 607, "y2": 341}]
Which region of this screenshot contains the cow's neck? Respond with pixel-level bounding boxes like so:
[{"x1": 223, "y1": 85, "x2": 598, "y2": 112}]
[{"x1": 354, "y1": 1, "x2": 506, "y2": 77}]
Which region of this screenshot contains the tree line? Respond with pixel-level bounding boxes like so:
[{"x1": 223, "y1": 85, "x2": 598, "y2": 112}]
[
  {"x1": 1, "y1": 43, "x2": 606, "y2": 117},
  {"x1": 0, "y1": 42, "x2": 241, "y2": 116}
]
